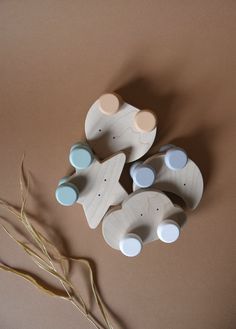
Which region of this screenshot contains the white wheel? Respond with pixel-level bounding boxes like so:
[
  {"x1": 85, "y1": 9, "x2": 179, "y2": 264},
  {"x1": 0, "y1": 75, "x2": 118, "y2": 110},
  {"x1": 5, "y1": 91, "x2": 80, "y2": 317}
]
[
  {"x1": 157, "y1": 220, "x2": 180, "y2": 243},
  {"x1": 119, "y1": 234, "x2": 143, "y2": 257},
  {"x1": 69, "y1": 143, "x2": 94, "y2": 170}
]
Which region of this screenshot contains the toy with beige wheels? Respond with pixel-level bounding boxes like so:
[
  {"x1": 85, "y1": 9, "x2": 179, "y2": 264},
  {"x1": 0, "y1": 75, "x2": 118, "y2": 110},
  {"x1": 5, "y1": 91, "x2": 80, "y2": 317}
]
[{"x1": 85, "y1": 93, "x2": 158, "y2": 162}]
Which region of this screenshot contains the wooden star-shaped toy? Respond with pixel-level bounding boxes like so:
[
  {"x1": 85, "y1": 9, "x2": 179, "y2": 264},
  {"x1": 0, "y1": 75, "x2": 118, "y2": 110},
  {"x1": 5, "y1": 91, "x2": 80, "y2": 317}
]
[{"x1": 56, "y1": 143, "x2": 128, "y2": 229}]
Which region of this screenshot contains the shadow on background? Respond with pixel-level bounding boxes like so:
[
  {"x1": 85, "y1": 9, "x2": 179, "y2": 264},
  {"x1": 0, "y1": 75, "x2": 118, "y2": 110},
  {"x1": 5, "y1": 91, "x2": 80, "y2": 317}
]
[
  {"x1": 116, "y1": 77, "x2": 177, "y2": 144},
  {"x1": 114, "y1": 77, "x2": 214, "y2": 197}
]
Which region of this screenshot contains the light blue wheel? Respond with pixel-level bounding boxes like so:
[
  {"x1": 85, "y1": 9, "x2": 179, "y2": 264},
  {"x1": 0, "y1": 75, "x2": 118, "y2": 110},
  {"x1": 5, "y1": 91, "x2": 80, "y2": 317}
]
[
  {"x1": 55, "y1": 183, "x2": 79, "y2": 206},
  {"x1": 69, "y1": 143, "x2": 94, "y2": 170},
  {"x1": 131, "y1": 163, "x2": 156, "y2": 188},
  {"x1": 164, "y1": 148, "x2": 188, "y2": 171}
]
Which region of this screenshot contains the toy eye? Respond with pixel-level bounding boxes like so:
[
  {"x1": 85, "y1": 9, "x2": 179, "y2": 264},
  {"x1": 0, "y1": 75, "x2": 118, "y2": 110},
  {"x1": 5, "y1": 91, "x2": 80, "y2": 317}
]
[{"x1": 98, "y1": 93, "x2": 122, "y2": 115}]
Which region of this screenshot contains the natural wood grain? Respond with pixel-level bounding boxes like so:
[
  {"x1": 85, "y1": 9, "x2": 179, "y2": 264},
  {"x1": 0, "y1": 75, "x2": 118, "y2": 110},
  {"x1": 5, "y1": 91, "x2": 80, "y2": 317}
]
[
  {"x1": 68, "y1": 152, "x2": 128, "y2": 229},
  {"x1": 133, "y1": 154, "x2": 204, "y2": 209},
  {"x1": 102, "y1": 189, "x2": 185, "y2": 251},
  {"x1": 85, "y1": 97, "x2": 157, "y2": 162}
]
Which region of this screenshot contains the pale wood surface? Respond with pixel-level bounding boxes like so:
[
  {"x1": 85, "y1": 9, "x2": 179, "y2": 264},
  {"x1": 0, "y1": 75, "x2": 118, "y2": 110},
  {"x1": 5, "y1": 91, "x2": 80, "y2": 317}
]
[
  {"x1": 133, "y1": 154, "x2": 204, "y2": 209},
  {"x1": 85, "y1": 98, "x2": 157, "y2": 162},
  {"x1": 69, "y1": 152, "x2": 128, "y2": 228},
  {"x1": 102, "y1": 189, "x2": 185, "y2": 250}
]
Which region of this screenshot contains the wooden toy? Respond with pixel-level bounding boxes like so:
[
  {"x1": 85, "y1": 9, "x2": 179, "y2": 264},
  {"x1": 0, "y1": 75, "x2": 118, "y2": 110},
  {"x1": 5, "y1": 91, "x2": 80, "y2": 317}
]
[
  {"x1": 56, "y1": 143, "x2": 128, "y2": 229},
  {"x1": 102, "y1": 189, "x2": 185, "y2": 257},
  {"x1": 132, "y1": 145, "x2": 204, "y2": 209},
  {"x1": 85, "y1": 93, "x2": 157, "y2": 163},
  {"x1": 56, "y1": 93, "x2": 204, "y2": 257}
]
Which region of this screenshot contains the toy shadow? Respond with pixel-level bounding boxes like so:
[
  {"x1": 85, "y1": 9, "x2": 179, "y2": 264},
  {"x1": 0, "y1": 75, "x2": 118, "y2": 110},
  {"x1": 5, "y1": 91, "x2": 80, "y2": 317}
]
[
  {"x1": 115, "y1": 77, "x2": 214, "y2": 196},
  {"x1": 116, "y1": 77, "x2": 177, "y2": 147}
]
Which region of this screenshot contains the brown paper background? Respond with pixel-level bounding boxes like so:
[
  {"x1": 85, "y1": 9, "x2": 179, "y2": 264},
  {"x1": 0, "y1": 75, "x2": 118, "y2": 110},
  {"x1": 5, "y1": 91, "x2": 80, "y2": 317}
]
[{"x1": 0, "y1": 1, "x2": 236, "y2": 329}]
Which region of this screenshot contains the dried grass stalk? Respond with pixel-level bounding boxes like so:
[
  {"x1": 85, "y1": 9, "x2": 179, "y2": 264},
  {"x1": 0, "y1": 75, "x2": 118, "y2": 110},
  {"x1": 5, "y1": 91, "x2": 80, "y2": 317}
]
[{"x1": 0, "y1": 159, "x2": 114, "y2": 329}]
